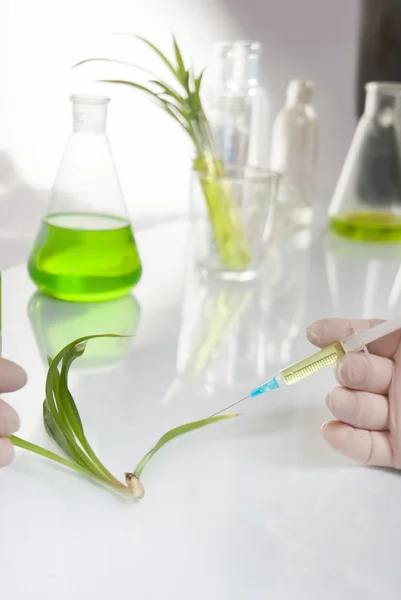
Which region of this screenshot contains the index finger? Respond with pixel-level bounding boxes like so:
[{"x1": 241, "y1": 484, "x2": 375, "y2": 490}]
[
  {"x1": 306, "y1": 318, "x2": 401, "y2": 359},
  {"x1": 0, "y1": 358, "x2": 27, "y2": 393}
]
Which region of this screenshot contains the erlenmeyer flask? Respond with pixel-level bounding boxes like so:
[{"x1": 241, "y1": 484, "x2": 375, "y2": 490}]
[
  {"x1": 28, "y1": 94, "x2": 142, "y2": 302},
  {"x1": 329, "y1": 82, "x2": 401, "y2": 242}
]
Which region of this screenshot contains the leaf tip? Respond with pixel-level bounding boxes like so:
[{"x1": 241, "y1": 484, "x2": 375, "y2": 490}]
[{"x1": 75, "y1": 341, "x2": 88, "y2": 353}]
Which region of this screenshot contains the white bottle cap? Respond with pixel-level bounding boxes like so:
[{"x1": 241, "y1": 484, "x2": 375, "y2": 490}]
[{"x1": 286, "y1": 80, "x2": 314, "y2": 104}]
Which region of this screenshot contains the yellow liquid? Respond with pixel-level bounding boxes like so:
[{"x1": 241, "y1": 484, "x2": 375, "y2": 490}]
[
  {"x1": 28, "y1": 212, "x2": 142, "y2": 302},
  {"x1": 280, "y1": 342, "x2": 345, "y2": 385},
  {"x1": 329, "y1": 211, "x2": 401, "y2": 242}
]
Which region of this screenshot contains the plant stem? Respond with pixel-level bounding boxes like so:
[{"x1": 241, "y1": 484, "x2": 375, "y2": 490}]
[{"x1": 191, "y1": 115, "x2": 252, "y2": 270}]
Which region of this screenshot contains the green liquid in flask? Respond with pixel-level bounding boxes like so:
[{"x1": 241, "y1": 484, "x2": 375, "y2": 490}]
[
  {"x1": 329, "y1": 211, "x2": 401, "y2": 242},
  {"x1": 28, "y1": 212, "x2": 142, "y2": 302}
]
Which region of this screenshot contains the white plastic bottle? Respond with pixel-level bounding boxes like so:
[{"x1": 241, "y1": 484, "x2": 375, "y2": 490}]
[{"x1": 270, "y1": 80, "x2": 319, "y2": 227}]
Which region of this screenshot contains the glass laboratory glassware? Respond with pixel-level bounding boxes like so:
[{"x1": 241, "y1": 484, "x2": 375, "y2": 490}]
[
  {"x1": 270, "y1": 80, "x2": 319, "y2": 228},
  {"x1": 205, "y1": 40, "x2": 270, "y2": 168},
  {"x1": 203, "y1": 42, "x2": 233, "y2": 113},
  {"x1": 328, "y1": 82, "x2": 401, "y2": 242},
  {"x1": 231, "y1": 40, "x2": 270, "y2": 168},
  {"x1": 28, "y1": 94, "x2": 142, "y2": 302},
  {"x1": 205, "y1": 42, "x2": 239, "y2": 164},
  {"x1": 190, "y1": 165, "x2": 279, "y2": 282}
]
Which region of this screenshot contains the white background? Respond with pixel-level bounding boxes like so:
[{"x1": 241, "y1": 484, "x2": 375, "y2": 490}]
[{"x1": 0, "y1": 0, "x2": 360, "y2": 239}]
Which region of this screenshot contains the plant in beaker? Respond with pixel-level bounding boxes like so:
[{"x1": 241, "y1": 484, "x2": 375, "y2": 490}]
[
  {"x1": 74, "y1": 35, "x2": 253, "y2": 274},
  {"x1": 28, "y1": 95, "x2": 142, "y2": 302}
]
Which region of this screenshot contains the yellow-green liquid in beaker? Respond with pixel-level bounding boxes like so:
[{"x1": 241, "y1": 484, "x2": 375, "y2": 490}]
[
  {"x1": 329, "y1": 211, "x2": 401, "y2": 242},
  {"x1": 28, "y1": 213, "x2": 142, "y2": 302}
]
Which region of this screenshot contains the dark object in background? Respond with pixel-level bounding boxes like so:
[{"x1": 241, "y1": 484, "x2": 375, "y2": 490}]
[{"x1": 356, "y1": 0, "x2": 401, "y2": 119}]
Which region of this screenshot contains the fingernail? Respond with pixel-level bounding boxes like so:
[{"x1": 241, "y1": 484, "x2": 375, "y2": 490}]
[
  {"x1": 321, "y1": 421, "x2": 328, "y2": 431},
  {"x1": 306, "y1": 322, "x2": 321, "y2": 344}
]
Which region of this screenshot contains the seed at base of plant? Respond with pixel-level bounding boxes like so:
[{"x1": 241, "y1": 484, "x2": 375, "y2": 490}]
[{"x1": 125, "y1": 472, "x2": 145, "y2": 499}]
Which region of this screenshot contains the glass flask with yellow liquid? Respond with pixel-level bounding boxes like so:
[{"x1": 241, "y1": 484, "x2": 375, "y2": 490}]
[
  {"x1": 28, "y1": 94, "x2": 142, "y2": 302},
  {"x1": 329, "y1": 82, "x2": 401, "y2": 242}
]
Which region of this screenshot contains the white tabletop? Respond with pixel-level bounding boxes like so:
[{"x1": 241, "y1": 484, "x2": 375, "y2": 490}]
[{"x1": 2, "y1": 219, "x2": 401, "y2": 599}]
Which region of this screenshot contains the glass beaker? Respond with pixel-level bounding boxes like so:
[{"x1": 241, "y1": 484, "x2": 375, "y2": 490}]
[
  {"x1": 328, "y1": 82, "x2": 401, "y2": 242},
  {"x1": 28, "y1": 94, "x2": 142, "y2": 302},
  {"x1": 190, "y1": 165, "x2": 279, "y2": 282}
]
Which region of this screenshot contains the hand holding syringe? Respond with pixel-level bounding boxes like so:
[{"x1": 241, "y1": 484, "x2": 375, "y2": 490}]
[{"x1": 213, "y1": 317, "x2": 401, "y2": 469}]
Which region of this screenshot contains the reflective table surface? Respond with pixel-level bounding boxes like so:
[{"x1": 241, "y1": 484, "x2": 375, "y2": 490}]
[{"x1": 2, "y1": 220, "x2": 401, "y2": 599}]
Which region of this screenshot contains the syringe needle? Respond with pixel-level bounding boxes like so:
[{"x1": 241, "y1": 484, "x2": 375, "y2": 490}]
[{"x1": 209, "y1": 395, "x2": 250, "y2": 418}]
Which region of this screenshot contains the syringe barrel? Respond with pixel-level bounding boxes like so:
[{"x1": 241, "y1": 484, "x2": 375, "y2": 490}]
[
  {"x1": 279, "y1": 342, "x2": 345, "y2": 385},
  {"x1": 342, "y1": 316, "x2": 401, "y2": 353}
]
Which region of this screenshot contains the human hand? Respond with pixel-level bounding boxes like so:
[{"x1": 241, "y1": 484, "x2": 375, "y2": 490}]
[
  {"x1": 0, "y1": 358, "x2": 27, "y2": 466},
  {"x1": 307, "y1": 318, "x2": 401, "y2": 468}
]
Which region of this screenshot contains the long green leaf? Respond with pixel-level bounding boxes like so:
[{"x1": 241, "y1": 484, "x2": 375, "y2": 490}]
[
  {"x1": 148, "y1": 80, "x2": 186, "y2": 105},
  {"x1": 99, "y1": 79, "x2": 179, "y2": 111},
  {"x1": 45, "y1": 348, "x2": 100, "y2": 473},
  {"x1": 58, "y1": 345, "x2": 123, "y2": 486},
  {"x1": 9, "y1": 435, "x2": 92, "y2": 477},
  {"x1": 44, "y1": 355, "x2": 88, "y2": 467},
  {"x1": 42, "y1": 400, "x2": 93, "y2": 469},
  {"x1": 194, "y1": 69, "x2": 205, "y2": 94},
  {"x1": 133, "y1": 414, "x2": 238, "y2": 477},
  {"x1": 9, "y1": 435, "x2": 130, "y2": 495},
  {"x1": 43, "y1": 356, "x2": 89, "y2": 468},
  {"x1": 100, "y1": 80, "x2": 191, "y2": 132},
  {"x1": 172, "y1": 35, "x2": 186, "y2": 81},
  {"x1": 58, "y1": 346, "x2": 86, "y2": 440},
  {"x1": 113, "y1": 33, "x2": 178, "y2": 79},
  {"x1": 72, "y1": 58, "x2": 157, "y2": 78},
  {"x1": 44, "y1": 335, "x2": 131, "y2": 481}
]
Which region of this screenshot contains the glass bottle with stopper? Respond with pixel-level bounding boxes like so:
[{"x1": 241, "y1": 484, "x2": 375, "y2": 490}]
[
  {"x1": 205, "y1": 40, "x2": 270, "y2": 168},
  {"x1": 28, "y1": 94, "x2": 142, "y2": 302}
]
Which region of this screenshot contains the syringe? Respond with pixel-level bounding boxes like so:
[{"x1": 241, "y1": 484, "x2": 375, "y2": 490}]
[{"x1": 211, "y1": 317, "x2": 401, "y2": 416}]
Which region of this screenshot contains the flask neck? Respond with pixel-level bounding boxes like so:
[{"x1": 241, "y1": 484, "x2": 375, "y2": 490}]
[
  {"x1": 231, "y1": 41, "x2": 261, "y2": 87},
  {"x1": 211, "y1": 42, "x2": 233, "y2": 87},
  {"x1": 364, "y1": 82, "x2": 401, "y2": 115},
  {"x1": 285, "y1": 80, "x2": 314, "y2": 107},
  {"x1": 71, "y1": 94, "x2": 110, "y2": 134}
]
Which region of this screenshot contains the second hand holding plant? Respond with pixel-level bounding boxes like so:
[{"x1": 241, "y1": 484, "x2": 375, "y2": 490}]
[{"x1": 74, "y1": 34, "x2": 252, "y2": 271}]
